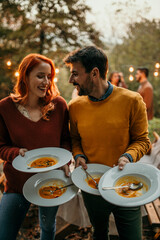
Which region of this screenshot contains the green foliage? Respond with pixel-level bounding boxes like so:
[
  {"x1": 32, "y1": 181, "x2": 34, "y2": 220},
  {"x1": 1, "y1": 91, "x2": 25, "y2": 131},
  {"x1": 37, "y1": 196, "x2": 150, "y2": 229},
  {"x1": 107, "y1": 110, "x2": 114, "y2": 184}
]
[
  {"x1": 108, "y1": 19, "x2": 160, "y2": 117},
  {"x1": 56, "y1": 67, "x2": 73, "y2": 103},
  {"x1": 0, "y1": 0, "x2": 104, "y2": 100},
  {"x1": 148, "y1": 118, "x2": 160, "y2": 142}
]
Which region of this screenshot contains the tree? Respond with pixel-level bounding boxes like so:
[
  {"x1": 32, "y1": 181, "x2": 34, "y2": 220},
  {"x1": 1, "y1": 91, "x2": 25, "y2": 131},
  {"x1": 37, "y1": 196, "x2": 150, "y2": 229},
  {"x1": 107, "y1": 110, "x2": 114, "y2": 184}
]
[
  {"x1": 108, "y1": 19, "x2": 160, "y2": 117},
  {"x1": 0, "y1": 0, "x2": 104, "y2": 99}
]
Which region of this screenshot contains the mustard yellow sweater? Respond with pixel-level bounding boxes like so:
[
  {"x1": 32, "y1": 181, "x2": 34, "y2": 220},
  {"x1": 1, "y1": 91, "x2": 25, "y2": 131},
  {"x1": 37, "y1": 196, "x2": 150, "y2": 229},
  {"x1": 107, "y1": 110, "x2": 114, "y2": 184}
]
[{"x1": 69, "y1": 86, "x2": 150, "y2": 167}]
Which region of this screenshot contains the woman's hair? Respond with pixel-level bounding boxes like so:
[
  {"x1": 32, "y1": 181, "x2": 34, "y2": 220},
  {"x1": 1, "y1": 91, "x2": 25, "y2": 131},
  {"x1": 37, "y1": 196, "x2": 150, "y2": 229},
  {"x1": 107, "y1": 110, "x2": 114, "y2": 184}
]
[
  {"x1": 108, "y1": 71, "x2": 119, "y2": 83},
  {"x1": 11, "y1": 53, "x2": 59, "y2": 120}
]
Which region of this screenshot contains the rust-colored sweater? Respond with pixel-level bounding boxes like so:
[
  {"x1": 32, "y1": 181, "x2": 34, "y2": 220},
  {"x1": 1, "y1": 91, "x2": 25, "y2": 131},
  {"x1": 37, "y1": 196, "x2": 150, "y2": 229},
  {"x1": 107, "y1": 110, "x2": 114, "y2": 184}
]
[
  {"x1": 137, "y1": 81, "x2": 154, "y2": 120},
  {"x1": 69, "y1": 86, "x2": 150, "y2": 167},
  {"x1": 0, "y1": 96, "x2": 71, "y2": 193}
]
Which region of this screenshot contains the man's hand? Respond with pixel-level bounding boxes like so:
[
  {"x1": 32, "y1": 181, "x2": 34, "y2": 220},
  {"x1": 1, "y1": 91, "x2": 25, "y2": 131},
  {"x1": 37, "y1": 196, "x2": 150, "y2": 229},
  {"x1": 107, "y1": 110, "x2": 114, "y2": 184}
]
[
  {"x1": 75, "y1": 156, "x2": 87, "y2": 169},
  {"x1": 60, "y1": 164, "x2": 70, "y2": 177},
  {"x1": 118, "y1": 156, "x2": 130, "y2": 170},
  {"x1": 19, "y1": 148, "x2": 28, "y2": 156}
]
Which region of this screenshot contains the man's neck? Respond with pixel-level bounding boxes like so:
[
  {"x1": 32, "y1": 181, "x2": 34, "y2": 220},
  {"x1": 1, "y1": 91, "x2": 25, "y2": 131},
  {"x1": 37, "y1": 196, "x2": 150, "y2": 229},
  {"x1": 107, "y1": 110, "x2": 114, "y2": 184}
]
[
  {"x1": 140, "y1": 77, "x2": 148, "y2": 84},
  {"x1": 89, "y1": 81, "x2": 109, "y2": 99}
]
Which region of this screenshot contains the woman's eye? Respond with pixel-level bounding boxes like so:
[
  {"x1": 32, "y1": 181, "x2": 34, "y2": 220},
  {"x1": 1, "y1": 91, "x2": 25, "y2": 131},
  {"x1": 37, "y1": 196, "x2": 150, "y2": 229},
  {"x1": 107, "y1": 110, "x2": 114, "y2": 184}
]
[{"x1": 37, "y1": 75, "x2": 44, "y2": 79}]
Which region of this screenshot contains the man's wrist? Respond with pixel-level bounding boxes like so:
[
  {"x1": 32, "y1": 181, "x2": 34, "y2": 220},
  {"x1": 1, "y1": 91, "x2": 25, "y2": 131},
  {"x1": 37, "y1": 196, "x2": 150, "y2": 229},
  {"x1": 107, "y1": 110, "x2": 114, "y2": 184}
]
[
  {"x1": 120, "y1": 153, "x2": 133, "y2": 162},
  {"x1": 74, "y1": 154, "x2": 87, "y2": 162}
]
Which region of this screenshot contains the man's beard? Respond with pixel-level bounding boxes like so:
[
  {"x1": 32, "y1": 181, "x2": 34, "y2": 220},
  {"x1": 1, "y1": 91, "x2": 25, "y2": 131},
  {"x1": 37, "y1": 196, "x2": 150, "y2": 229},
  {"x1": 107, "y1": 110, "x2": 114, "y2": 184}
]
[
  {"x1": 136, "y1": 76, "x2": 141, "y2": 82},
  {"x1": 76, "y1": 76, "x2": 94, "y2": 96}
]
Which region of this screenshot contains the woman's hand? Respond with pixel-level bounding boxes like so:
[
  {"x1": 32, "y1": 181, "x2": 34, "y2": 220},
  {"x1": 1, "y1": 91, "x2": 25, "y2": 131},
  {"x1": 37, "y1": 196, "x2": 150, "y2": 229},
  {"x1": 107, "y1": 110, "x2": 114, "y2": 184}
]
[
  {"x1": 118, "y1": 156, "x2": 130, "y2": 170},
  {"x1": 19, "y1": 148, "x2": 28, "y2": 157}
]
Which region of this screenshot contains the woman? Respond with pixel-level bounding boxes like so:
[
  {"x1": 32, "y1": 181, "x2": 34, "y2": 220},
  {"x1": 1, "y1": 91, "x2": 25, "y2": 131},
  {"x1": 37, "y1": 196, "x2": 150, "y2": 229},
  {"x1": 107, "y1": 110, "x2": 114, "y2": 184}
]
[
  {"x1": 108, "y1": 71, "x2": 127, "y2": 88},
  {"x1": 0, "y1": 53, "x2": 71, "y2": 240}
]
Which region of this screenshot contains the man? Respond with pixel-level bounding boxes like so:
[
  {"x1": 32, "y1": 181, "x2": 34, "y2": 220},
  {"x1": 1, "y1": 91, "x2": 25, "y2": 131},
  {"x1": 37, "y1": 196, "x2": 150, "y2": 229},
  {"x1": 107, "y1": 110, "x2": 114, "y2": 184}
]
[
  {"x1": 136, "y1": 67, "x2": 154, "y2": 120},
  {"x1": 64, "y1": 46, "x2": 150, "y2": 240}
]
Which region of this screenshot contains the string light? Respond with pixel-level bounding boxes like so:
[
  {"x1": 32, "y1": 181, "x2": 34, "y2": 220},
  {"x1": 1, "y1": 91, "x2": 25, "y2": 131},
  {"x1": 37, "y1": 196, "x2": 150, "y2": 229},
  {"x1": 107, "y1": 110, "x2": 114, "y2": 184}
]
[
  {"x1": 155, "y1": 63, "x2": 160, "y2": 69},
  {"x1": 55, "y1": 68, "x2": 59, "y2": 74},
  {"x1": 154, "y1": 71, "x2": 159, "y2": 77},
  {"x1": 6, "y1": 60, "x2": 12, "y2": 67},
  {"x1": 129, "y1": 66, "x2": 134, "y2": 73},
  {"x1": 15, "y1": 71, "x2": 19, "y2": 77},
  {"x1": 129, "y1": 75, "x2": 134, "y2": 81},
  {"x1": 54, "y1": 77, "x2": 58, "y2": 82}
]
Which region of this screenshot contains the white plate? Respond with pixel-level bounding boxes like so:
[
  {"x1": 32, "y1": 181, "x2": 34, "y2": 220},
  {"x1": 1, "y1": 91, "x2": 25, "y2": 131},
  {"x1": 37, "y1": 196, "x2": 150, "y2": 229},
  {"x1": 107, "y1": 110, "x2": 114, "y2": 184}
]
[
  {"x1": 13, "y1": 147, "x2": 72, "y2": 173},
  {"x1": 99, "y1": 163, "x2": 160, "y2": 207},
  {"x1": 23, "y1": 170, "x2": 78, "y2": 207},
  {"x1": 71, "y1": 164, "x2": 111, "y2": 195}
]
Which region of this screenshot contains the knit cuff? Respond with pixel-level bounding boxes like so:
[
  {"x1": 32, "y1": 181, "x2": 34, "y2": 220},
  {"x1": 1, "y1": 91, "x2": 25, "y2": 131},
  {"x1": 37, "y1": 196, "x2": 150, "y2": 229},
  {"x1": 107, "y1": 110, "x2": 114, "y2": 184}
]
[
  {"x1": 74, "y1": 154, "x2": 87, "y2": 162},
  {"x1": 120, "y1": 153, "x2": 133, "y2": 162}
]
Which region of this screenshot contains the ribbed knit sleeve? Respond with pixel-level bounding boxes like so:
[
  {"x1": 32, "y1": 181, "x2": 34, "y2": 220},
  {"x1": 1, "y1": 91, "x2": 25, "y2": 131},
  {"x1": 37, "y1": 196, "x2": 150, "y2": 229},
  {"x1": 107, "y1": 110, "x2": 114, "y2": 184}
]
[
  {"x1": 0, "y1": 100, "x2": 20, "y2": 162},
  {"x1": 125, "y1": 94, "x2": 151, "y2": 161},
  {"x1": 69, "y1": 98, "x2": 85, "y2": 158}
]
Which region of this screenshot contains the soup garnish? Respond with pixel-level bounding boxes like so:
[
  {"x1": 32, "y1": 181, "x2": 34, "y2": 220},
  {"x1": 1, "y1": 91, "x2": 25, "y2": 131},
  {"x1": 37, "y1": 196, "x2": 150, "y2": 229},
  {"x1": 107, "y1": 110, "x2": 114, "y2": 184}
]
[{"x1": 30, "y1": 156, "x2": 57, "y2": 168}]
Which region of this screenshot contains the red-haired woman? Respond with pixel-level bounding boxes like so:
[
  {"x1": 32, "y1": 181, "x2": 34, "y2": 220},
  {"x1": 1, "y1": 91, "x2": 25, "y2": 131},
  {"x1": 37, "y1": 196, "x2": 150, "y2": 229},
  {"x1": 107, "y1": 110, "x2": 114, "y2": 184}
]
[{"x1": 0, "y1": 53, "x2": 71, "y2": 240}]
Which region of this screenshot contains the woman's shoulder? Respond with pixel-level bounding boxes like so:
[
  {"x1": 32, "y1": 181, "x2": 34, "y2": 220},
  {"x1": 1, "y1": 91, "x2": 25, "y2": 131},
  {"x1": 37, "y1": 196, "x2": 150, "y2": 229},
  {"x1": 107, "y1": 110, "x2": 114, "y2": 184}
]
[
  {"x1": 53, "y1": 95, "x2": 67, "y2": 105},
  {"x1": 53, "y1": 96, "x2": 68, "y2": 111}
]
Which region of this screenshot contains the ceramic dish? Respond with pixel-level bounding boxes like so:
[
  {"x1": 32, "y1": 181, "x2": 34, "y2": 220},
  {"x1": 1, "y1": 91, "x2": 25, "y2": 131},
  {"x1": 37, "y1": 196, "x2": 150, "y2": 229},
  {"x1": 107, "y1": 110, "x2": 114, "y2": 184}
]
[
  {"x1": 23, "y1": 170, "x2": 78, "y2": 207},
  {"x1": 13, "y1": 147, "x2": 72, "y2": 173},
  {"x1": 71, "y1": 164, "x2": 111, "y2": 195},
  {"x1": 98, "y1": 163, "x2": 160, "y2": 207}
]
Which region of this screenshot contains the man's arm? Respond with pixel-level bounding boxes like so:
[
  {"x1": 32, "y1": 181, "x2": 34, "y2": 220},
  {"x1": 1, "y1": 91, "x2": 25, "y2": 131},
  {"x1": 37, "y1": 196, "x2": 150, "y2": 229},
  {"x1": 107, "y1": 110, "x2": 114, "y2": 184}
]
[{"x1": 124, "y1": 94, "x2": 151, "y2": 162}]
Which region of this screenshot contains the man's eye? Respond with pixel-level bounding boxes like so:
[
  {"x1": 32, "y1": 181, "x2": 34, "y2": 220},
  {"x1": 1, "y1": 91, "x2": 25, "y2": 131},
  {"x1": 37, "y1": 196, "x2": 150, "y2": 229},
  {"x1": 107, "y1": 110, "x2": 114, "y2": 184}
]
[{"x1": 73, "y1": 73, "x2": 78, "y2": 76}]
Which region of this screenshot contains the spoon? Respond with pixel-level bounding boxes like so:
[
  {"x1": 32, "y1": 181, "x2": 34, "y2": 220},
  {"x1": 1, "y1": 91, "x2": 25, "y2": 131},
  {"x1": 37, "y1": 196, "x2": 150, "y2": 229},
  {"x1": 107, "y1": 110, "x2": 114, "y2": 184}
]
[
  {"x1": 102, "y1": 182, "x2": 143, "y2": 190},
  {"x1": 81, "y1": 168, "x2": 98, "y2": 189},
  {"x1": 42, "y1": 183, "x2": 74, "y2": 194}
]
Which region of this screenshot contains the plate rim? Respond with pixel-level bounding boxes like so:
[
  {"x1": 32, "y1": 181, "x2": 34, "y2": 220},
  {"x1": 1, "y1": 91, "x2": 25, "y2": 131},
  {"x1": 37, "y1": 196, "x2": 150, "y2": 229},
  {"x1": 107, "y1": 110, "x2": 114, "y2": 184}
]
[
  {"x1": 12, "y1": 147, "x2": 72, "y2": 173},
  {"x1": 71, "y1": 163, "x2": 111, "y2": 196},
  {"x1": 98, "y1": 163, "x2": 160, "y2": 207},
  {"x1": 23, "y1": 169, "x2": 78, "y2": 207}
]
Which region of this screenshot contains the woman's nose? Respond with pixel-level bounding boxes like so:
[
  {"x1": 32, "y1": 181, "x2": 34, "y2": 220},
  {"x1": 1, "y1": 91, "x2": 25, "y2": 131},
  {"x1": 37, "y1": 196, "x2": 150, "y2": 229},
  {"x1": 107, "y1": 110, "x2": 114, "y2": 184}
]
[{"x1": 43, "y1": 76, "x2": 50, "y2": 85}]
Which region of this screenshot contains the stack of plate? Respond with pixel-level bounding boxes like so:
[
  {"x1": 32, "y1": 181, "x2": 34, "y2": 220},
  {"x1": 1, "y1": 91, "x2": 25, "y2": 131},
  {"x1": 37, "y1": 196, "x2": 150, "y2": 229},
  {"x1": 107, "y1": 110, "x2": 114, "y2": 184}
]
[{"x1": 13, "y1": 147, "x2": 78, "y2": 207}]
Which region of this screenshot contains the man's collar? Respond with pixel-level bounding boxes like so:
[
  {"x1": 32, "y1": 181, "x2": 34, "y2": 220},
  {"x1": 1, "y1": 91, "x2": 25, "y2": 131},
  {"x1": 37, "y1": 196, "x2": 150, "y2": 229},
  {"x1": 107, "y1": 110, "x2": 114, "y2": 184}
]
[{"x1": 88, "y1": 81, "x2": 113, "y2": 102}]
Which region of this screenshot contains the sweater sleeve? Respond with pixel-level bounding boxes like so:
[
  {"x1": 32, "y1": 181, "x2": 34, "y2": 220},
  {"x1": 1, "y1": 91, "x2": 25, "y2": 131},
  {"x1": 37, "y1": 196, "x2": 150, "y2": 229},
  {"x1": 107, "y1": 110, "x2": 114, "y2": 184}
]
[
  {"x1": 143, "y1": 86, "x2": 153, "y2": 110},
  {"x1": 69, "y1": 103, "x2": 85, "y2": 158},
  {"x1": 125, "y1": 94, "x2": 151, "y2": 161},
  {"x1": 0, "y1": 114, "x2": 19, "y2": 162},
  {"x1": 60, "y1": 106, "x2": 71, "y2": 152}
]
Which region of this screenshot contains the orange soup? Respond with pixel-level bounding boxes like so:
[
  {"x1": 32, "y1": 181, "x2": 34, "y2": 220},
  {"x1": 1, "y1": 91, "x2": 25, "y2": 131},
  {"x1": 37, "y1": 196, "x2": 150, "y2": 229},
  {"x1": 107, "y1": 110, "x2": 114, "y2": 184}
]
[
  {"x1": 85, "y1": 177, "x2": 100, "y2": 189},
  {"x1": 39, "y1": 185, "x2": 66, "y2": 199},
  {"x1": 30, "y1": 157, "x2": 57, "y2": 168},
  {"x1": 115, "y1": 176, "x2": 148, "y2": 198}
]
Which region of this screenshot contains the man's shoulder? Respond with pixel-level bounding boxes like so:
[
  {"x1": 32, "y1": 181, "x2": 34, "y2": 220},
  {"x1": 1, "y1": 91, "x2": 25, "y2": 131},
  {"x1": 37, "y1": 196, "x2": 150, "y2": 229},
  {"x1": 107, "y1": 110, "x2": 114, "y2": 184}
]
[
  {"x1": 68, "y1": 96, "x2": 88, "y2": 108},
  {"x1": 114, "y1": 87, "x2": 141, "y2": 100},
  {"x1": 145, "y1": 81, "x2": 153, "y2": 90}
]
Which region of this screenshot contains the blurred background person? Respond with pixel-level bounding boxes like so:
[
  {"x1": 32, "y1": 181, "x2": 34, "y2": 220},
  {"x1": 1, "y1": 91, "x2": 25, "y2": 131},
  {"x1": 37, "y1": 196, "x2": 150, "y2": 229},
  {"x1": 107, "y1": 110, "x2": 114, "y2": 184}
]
[
  {"x1": 136, "y1": 67, "x2": 154, "y2": 120},
  {"x1": 108, "y1": 71, "x2": 127, "y2": 88}
]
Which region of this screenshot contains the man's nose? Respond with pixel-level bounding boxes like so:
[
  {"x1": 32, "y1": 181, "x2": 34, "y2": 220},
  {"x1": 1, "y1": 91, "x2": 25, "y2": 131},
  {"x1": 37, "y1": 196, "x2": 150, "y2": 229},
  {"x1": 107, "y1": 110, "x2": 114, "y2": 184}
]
[{"x1": 69, "y1": 75, "x2": 74, "y2": 83}]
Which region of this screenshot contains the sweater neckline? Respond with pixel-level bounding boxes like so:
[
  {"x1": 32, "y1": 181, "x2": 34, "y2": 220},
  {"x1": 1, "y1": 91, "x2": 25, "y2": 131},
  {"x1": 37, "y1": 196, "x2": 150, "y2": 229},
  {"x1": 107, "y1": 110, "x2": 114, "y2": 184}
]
[{"x1": 9, "y1": 97, "x2": 43, "y2": 124}]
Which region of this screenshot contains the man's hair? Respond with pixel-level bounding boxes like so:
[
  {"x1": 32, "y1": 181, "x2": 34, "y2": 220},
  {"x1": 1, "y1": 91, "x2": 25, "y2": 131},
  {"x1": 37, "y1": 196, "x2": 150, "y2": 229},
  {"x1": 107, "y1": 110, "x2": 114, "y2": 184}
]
[
  {"x1": 64, "y1": 46, "x2": 108, "y2": 80},
  {"x1": 137, "y1": 67, "x2": 149, "y2": 77}
]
